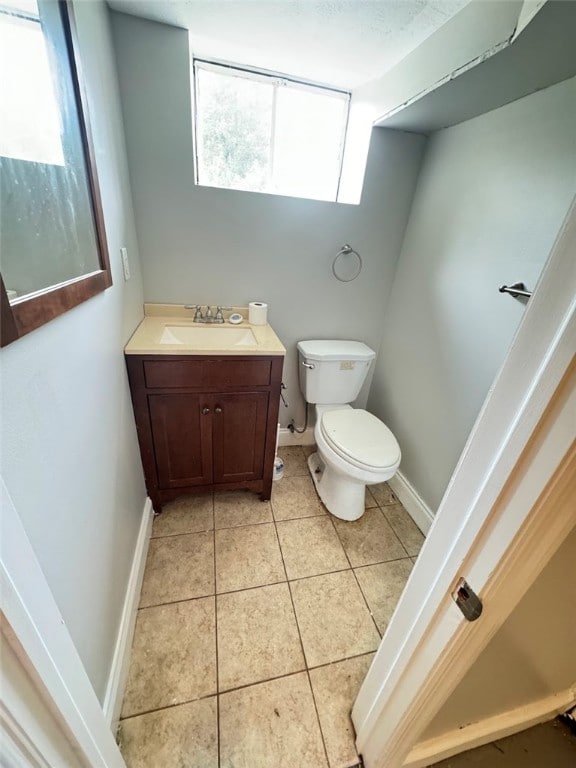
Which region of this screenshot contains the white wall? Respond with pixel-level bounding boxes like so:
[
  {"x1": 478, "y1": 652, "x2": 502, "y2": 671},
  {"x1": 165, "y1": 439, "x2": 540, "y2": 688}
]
[
  {"x1": 368, "y1": 77, "x2": 576, "y2": 512},
  {"x1": 110, "y1": 11, "x2": 427, "y2": 426},
  {"x1": 358, "y1": 0, "x2": 523, "y2": 123},
  {"x1": 422, "y1": 524, "x2": 576, "y2": 739},
  {"x1": 0, "y1": 1, "x2": 146, "y2": 701}
]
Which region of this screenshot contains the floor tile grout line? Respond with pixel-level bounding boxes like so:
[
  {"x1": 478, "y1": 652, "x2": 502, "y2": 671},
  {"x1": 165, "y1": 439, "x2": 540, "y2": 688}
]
[
  {"x1": 212, "y1": 505, "x2": 222, "y2": 768},
  {"x1": 151, "y1": 507, "x2": 413, "y2": 545},
  {"x1": 273, "y1": 512, "x2": 328, "y2": 523},
  {"x1": 141, "y1": 502, "x2": 414, "y2": 606},
  {"x1": 271, "y1": 518, "x2": 305, "y2": 663},
  {"x1": 138, "y1": 577, "x2": 294, "y2": 611},
  {"x1": 216, "y1": 666, "x2": 308, "y2": 697},
  {"x1": 283, "y1": 564, "x2": 352, "y2": 583},
  {"x1": 152, "y1": 506, "x2": 330, "y2": 541},
  {"x1": 138, "y1": 593, "x2": 216, "y2": 611},
  {"x1": 138, "y1": 549, "x2": 415, "y2": 612},
  {"x1": 327, "y1": 515, "x2": 384, "y2": 640},
  {"x1": 288, "y1": 554, "x2": 414, "y2": 583},
  {"x1": 151, "y1": 528, "x2": 215, "y2": 539},
  {"x1": 309, "y1": 649, "x2": 377, "y2": 672},
  {"x1": 377, "y1": 498, "x2": 426, "y2": 557},
  {"x1": 305, "y1": 667, "x2": 331, "y2": 768},
  {"x1": 149, "y1": 484, "x2": 411, "y2": 535},
  {"x1": 139, "y1": 555, "x2": 412, "y2": 612},
  {"x1": 150, "y1": 504, "x2": 415, "y2": 540},
  {"x1": 374, "y1": 504, "x2": 411, "y2": 559},
  {"x1": 141, "y1": 555, "x2": 416, "y2": 605},
  {"x1": 351, "y1": 554, "x2": 415, "y2": 572},
  {"x1": 152, "y1": 517, "x2": 275, "y2": 540},
  {"x1": 119, "y1": 650, "x2": 379, "y2": 723},
  {"x1": 272, "y1": 516, "x2": 332, "y2": 768},
  {"x1": 120, "y1": 691, "x2": 218, "y2": 722},
  {"x1": 270, "y1": 468, "x2": 328, "y2": 523},
  {"x1": 247, "y1": 515, "x2": 415, "y2": 554},
  {"x1": 274, "y1": 463, "x2": 336, "y2": 766}
]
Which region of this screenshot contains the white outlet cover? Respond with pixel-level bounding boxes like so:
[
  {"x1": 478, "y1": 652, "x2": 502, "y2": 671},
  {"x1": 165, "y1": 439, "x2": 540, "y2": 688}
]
[{"x1": 120, "y1": 247, "x2": 130, "y2": 280}]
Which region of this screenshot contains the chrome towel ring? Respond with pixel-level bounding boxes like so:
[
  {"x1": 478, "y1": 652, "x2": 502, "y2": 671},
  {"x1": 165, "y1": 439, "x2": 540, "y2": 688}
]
[{"x1": 332, "y1": 244, "x2": 362, "y2": 282}]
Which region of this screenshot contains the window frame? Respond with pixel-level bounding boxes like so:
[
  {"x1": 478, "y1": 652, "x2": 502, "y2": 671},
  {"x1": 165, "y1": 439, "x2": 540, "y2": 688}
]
[
  {"x1": 192, "y1": 58, "x2": 351, "y2": 202},
  {"x1": 0, "y1": 1, "x2": 112, "y2": 348}
]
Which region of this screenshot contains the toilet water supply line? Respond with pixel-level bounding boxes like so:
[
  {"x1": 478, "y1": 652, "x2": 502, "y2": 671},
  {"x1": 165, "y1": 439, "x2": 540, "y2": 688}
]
[
  {"x1": 280, "y1": 379, "x2": 308, "y2": 434},
  {"x1": 288, "y1": 403, "x2": 308, "y2": 434}
]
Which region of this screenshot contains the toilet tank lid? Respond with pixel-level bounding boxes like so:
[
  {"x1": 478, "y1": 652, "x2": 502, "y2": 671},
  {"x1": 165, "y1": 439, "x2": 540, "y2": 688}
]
[{"x1": 297, "y1": 340, "x2": 376, "y2": 362}]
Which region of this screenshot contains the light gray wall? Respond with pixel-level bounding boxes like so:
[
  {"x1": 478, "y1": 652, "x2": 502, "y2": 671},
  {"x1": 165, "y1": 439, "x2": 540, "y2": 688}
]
[
  {"x1": 0, "y1": 1, "x2": 146, "y2": 701},
  {"x1": 110, "y1": 11, "x2": 427, "y2": 425},
  {"x1": 368, "y1": 77, "x2": 576, "y2": 512}
]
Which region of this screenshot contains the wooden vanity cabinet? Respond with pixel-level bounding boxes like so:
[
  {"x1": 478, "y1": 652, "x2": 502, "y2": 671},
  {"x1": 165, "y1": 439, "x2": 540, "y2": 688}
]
[{"x1": 126, "y1": 354, "x2": 284, "y2": 512}]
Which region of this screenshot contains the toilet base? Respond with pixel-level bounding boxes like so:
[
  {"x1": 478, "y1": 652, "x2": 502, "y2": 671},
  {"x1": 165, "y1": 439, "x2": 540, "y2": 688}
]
[{"x1": 307, "y1": 452, "x2": 366, "y2": 522}]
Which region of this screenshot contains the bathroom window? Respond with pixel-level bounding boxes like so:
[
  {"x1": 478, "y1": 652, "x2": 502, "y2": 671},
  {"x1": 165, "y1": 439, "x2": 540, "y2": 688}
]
[
  {"x1": 193, "y1": 60, "x2": 350, "y2": 202},
  {"x1": 0, "y1": 1, "x2": 64, "y2": 165}
]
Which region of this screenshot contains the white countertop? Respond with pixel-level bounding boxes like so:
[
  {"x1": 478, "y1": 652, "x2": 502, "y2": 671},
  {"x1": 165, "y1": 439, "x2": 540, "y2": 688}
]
[{"x1": 125, "y1": 304, "x2": 286, "y2": 356}]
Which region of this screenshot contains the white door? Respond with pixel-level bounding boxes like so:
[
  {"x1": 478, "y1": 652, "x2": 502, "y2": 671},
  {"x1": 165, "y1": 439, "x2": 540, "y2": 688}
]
[
  {"x1": 0, "y1": 478, "x2": 127, "y2": 768},
  {"x1": 353, "y1": 199, "x2": 576, "y2": 768},
  {"x1": 1, "y1": 626, "x2": 86, "y2": 768}
]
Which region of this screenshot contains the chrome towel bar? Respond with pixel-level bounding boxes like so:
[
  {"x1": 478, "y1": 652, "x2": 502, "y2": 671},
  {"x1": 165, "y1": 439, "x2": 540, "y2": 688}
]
[{"x1": 499, "y1": 282, "x2": 532, "y2": 299}]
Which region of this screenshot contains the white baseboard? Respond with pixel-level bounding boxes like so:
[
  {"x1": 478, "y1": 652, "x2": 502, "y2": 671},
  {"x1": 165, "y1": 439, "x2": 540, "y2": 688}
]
[
  {"x1": 102, "y1": 497, "x2": 154, "y2": 730},
  {"x1": 403, "y1": 688, "x2": 576, "y2": 768},
  {"x1": 278, "y1": 426, "x2": 315, "y2": 447},
  {"x1": 388, "y1": 471, "x2": 434, "y2": 535}
]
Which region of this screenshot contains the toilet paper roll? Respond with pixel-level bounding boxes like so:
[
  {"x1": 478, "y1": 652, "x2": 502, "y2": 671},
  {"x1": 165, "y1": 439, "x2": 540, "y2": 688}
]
[{"x1": 249, "y1": 301, "x2": 268, "y2": 325}]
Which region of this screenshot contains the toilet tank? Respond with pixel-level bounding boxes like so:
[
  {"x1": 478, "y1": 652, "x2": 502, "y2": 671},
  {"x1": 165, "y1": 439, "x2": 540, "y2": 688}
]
[{"x1": 297, "y1": 340, "x2": 376, "y2": 404}]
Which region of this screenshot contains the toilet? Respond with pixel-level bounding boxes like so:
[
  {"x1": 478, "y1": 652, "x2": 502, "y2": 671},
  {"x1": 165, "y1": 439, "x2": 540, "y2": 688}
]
[{"x1": 297, "y1": 340, "x2": 401, "y2": 521}]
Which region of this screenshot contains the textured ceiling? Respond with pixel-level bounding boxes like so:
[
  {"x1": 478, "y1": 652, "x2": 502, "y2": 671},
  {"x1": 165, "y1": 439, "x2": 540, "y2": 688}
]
[{"x1": 107, "y1": 0, "x2": 472, "y2": 89}]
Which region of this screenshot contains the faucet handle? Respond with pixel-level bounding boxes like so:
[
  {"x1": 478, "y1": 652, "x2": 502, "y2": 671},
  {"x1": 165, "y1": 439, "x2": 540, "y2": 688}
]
[
  {"x1": 184, "y1": 304, "x2": 203, "y2": 322},
  {"x1": 215, "y1": 306, "x2": 232, "y2": 322}
]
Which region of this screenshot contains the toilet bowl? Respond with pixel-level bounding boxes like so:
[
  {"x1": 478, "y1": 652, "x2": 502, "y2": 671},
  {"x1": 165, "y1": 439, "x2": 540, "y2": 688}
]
[
  {"x1": 297, "y1": 340, "x2": 401, "y2": 521},
  {"x1": 309, "y1": 404, "x2": 400, "y2": 521}
]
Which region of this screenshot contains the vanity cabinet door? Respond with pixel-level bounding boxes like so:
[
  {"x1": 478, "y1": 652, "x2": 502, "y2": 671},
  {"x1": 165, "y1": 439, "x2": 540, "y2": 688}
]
[
  {"x1": 149, "y1": 394, "x2": 213, "y2": 489},
  {"x1": 212, "y1": 392, "x2": 269, "y2": 484},
  {"x1": 126, "y1": 353, "x2": 284, "y2": 510}
]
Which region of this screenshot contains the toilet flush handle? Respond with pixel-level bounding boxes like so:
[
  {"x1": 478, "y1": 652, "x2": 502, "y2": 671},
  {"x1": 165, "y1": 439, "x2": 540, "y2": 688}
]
[{"x1": 302, "y1": 361, "x2": 315, "y2": 369}]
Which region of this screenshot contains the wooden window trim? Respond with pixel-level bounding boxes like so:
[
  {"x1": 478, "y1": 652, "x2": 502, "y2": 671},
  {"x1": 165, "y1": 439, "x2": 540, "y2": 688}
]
[{"x1": 0, "y1": 1, "x2": 112, "y2": 348}]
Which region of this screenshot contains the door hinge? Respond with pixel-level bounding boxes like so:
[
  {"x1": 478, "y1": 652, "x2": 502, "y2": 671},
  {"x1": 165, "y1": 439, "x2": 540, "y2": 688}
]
[{"x1": 452, "y1": 577, "x2": 483, "y2": 622}]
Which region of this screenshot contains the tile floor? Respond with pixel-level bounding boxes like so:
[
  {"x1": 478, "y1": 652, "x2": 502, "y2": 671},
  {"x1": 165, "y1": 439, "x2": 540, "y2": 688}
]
[
  {"x1": 431, "y1": 719, "x2": 576, "y2": 767},
  {"x1": 118, "y1": 446, "x2": 425, "y2": 768}
]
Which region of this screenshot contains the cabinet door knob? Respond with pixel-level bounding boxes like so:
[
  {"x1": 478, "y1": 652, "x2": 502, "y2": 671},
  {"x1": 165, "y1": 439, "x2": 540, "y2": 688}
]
[
  {"x1": 214, "y1": 406, "x2": 222, "y2": 414},
  {"x1": 202, "y1": 407, "x2": 210, "y2": 415}
]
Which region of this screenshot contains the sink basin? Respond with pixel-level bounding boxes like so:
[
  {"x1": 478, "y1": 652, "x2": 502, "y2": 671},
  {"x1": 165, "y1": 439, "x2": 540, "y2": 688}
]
[{"x1": 159, "y1": 324, "x2": 258, "y2": 348}]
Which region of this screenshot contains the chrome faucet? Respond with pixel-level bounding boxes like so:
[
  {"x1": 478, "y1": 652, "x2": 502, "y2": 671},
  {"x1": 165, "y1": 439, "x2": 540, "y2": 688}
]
[
  {"x1": 214, "y1": 306, "x2": 232, "y2": 323},
  {"x1": 184, "y1": 304, "x2": 204, "y2": 322},
  {"x1": 184, "y1": 305, "x2": 232, "y2": 323}
]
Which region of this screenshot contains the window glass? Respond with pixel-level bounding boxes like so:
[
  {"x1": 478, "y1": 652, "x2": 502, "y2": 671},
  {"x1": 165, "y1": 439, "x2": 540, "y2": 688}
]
[
  {"x1": 194, "y1": 62, "x2": 349, "y2": 202},
  {"x1": 273, "y1": 86, "x2": 348, "y2": 201},
  {"x1": 196, "y1": 66, "x2": 273, "y2": 193},
  {"x1": 0, "y1": 2, "x2": 64, "y2": 165}
]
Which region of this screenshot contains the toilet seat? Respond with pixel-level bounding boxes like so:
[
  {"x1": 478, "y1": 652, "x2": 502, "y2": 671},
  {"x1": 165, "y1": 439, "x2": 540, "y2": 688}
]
[{"x1": 320, "y1": 409, "x2": 401, "y2": 472}]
